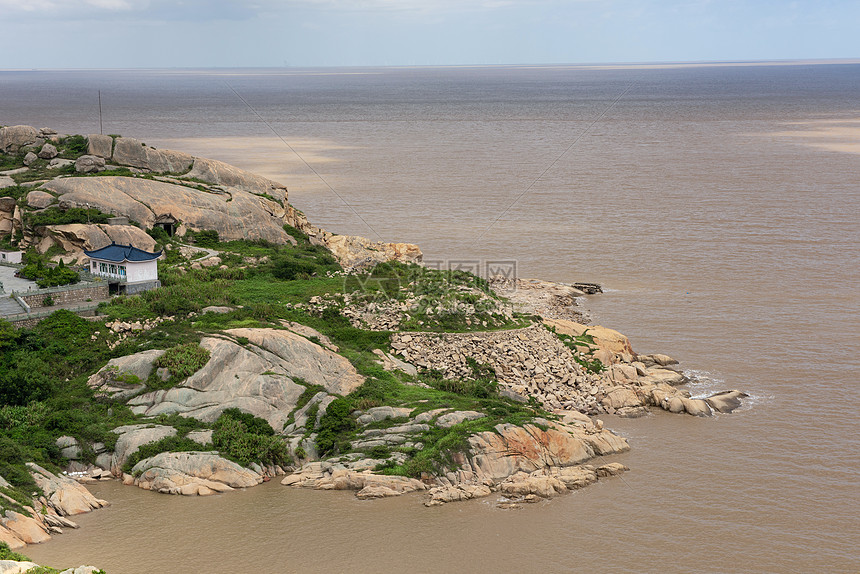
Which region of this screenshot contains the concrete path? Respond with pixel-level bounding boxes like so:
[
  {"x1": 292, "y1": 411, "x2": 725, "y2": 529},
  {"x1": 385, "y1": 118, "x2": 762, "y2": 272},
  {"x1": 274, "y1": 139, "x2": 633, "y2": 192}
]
[{"x1": 0, "y1": 265, "x2": 38, "y2": 294}]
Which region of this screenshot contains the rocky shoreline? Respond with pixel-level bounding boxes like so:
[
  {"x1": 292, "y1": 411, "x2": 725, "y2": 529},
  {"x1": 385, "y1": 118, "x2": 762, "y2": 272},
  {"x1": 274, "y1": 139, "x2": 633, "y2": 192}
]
[{"x1": 0, "y1": 124, "x2": 748, "y2": 559}]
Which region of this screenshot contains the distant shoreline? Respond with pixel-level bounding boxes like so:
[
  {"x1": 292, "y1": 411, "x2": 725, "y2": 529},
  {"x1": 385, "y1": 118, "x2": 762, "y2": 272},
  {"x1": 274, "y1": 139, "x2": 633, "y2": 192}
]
[{"x1": 2, "y1": 58, "x2": 860, "y2": 74}]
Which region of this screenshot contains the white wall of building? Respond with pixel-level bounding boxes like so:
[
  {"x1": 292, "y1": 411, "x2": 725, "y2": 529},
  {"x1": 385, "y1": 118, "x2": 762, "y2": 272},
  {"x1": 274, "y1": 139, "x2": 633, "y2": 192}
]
[
  {"x1": 0, "y1": 251, "x2": 23, "y2": 264},
  {"x1": 90, "y1": 258, "x2": 158, "y2": 283},
  {"x1": 126, "y1": 260, "x2": 158, "y2": 283}
]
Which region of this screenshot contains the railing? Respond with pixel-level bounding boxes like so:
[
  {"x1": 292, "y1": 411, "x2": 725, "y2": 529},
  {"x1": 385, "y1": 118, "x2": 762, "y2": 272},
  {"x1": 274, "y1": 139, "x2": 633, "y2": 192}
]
[
  {"x1": 79, "y1": 270, "x2": 126, "y2": 284},
  {"x1": 3, "y1": 302, "x2": 101, "y2": 322},
  {"x1": 14, "y1": 295, "x2": 29, "y2": 313}
]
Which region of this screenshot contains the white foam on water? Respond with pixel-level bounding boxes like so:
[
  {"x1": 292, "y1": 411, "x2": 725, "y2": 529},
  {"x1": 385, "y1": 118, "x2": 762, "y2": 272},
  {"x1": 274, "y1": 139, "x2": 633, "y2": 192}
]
[
  {"x1": 685, "y1": 369, "x2": 726, "y2": 398},
  {"x1": 685, "y1": 369, "x2": 768, "y2": 412}
]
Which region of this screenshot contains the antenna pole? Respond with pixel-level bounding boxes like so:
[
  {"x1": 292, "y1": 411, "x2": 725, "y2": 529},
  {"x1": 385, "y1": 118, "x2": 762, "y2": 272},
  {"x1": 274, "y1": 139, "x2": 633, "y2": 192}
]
[{"x1": 98, "y1": 90, "x2": 103, "y2": 135}]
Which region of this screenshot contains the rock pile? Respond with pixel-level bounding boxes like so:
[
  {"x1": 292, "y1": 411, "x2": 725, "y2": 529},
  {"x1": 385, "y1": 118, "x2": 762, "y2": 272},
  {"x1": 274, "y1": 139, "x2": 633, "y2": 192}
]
[
  {"x1": 391, "y1": 322, "x2": 745, "y2": 417},
  {"x1": 488, "y1": 276, "x2": 591, "y2": 323}
]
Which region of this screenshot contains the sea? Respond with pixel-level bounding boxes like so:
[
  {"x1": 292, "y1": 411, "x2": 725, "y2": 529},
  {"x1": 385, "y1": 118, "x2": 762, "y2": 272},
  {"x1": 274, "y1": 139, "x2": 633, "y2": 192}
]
[{"x1": 3, "y1": 62, "x2": 859, "y2": 573}]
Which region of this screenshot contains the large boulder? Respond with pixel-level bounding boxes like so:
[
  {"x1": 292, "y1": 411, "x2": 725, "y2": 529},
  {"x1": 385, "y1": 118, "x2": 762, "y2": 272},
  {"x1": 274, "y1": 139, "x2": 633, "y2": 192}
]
[
  {"x1": 25, "y1": 190, "x2": 55, "y2": 209},
  {"x1": 26, "y1": 463, "x2": 108, "y2": 516},
  {"x1": 86, "y1": 134, "x2": 113, "y2": 158},
  {"x1": 705, "y1": 390, "x2": 748, "y2": 413},
  {"x1": 74, "y1": 155, "x2": 105, "y2": 174},
  {"x1": 112, "y1": 137, "x2": 193, "y2": 173},
  {"x1": 281, "y1": 464, "x2": 425, "y2": 499},
  {"x1": 39, "y1": 223, "x2": 156, "y2": 262},
  {"x1": 544, "y1": 318, "x2": 635, "y2": 363},
  {"x1": 128, "y1": 329, "x2": 363, "y2": 430},
  {"x1": 226, "y1": 328, "x2": 365, "y2": 396},
  {"x1": 186, "y1": 156, "x2": 287, "y2": 200},
  {"x1": 465, "y1": 421, "x2": 628, "y2": 482},
  {"x1": 323, "y1": 235, "x2": 423, "y2": 271},
  {"x1": 435, "y1": 411, "x2": 486, "y2": 428},
  {"x1": 43, "y1": 176, "x2": 294, "y2": 244},
  {"x1": 0, "y1": 512, "x2": 50, "y2": 545},
  {"x1": 0, "y1": 125, "x2": 39, "y2": 153},
  {"x1": 87, "y1": 349, "x2": 165, "y2": 400},
  {"x1": 110, "y1": 424, "x2": 177, "y2": 472},
  {"x1": 0, "y1": 558, "x2": 41, "y2": 571},
  {"x1": 37, "y1": 143, "x2": 58, "y2": 159},
  {"x1": 132, "y1": 451, "x2": 263, "y2": 495}
]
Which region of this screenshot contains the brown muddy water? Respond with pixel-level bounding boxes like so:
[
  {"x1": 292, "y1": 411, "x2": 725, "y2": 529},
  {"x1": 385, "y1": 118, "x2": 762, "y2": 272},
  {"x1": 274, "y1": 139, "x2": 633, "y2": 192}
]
[{"x1": 6, "y1": 63, "x2": 859, "y2": 572}]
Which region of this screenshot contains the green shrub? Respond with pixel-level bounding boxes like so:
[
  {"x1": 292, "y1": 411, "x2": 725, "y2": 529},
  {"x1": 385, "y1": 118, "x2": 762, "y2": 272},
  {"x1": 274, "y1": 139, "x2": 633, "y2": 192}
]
[
  {"x1": 0, "y1": 541, "x2": 30, "y2": 562},
  {"x1": 421, "y1": 367, "x2": 498, "y2": 399},
  {"x1": 61, "y1": 134, "x2": 88, "y2": 156},
  {"x1": 282, "y1": 224, "x2": 310, "y2": 244},
  {"x1": 0, "y1": 355, "x2": 53, "y2": 406},
  {"x1": 368, "y1": 445, "x2": 391, "y2": 459},
  {"x1": 27, "y1": 207, "x2": 111, "y2": 227},
  {"x1": 146, "y1": 226, "x2": 171, "y2": 244},
  {"x1": 194, "y1": 229, "x2": 220, "y2": 247},
  {"x1": 315, "y1": 397, "x2": 356, "y2": 456},
  {"x1": 270, "y1": 256, "x2": 317, "y2": 281},
  {"x1": 154, "y1": 343, "x2": 210, "y2": 379},
  {"x1": 219, "y1": 408, "x2": 274, "y2": 436},
  {"x1": 19, "y1": 254, "x2": 79, "y2": 288},
  {"x1": 212, "y1": 414, "x2": 288, "y2": 468}
]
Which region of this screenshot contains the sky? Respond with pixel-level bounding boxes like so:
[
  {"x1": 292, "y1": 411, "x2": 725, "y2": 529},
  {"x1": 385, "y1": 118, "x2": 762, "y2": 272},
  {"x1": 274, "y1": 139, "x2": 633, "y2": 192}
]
[{"x1": 0, "y1": 0, "x2": 858, "y2": 68}]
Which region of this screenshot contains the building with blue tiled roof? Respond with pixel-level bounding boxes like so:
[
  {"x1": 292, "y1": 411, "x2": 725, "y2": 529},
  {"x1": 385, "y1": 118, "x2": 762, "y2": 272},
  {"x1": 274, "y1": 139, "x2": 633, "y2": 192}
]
[{"x1": 84, "y1": 242, "x2": 162, "y2": 294}]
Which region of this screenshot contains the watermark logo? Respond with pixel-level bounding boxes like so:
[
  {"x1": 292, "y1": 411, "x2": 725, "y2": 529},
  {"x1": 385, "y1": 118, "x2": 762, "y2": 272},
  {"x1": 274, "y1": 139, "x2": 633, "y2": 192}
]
[
  {"x1": 343, "y1": 259, "x2": 518, "y2": 301},
  {"x1": 422, "y1": 259, "x2": 517, "y2": 282}
]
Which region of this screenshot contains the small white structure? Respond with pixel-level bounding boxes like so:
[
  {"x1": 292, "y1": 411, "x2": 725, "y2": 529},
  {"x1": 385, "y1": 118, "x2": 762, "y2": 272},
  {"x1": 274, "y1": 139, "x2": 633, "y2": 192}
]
[
  {"x1": 84, "y1": 242, "x2": 161, "y2": 293},
  {"x1": 0, "y1": 250, "x2": 23, "y2": 264}
]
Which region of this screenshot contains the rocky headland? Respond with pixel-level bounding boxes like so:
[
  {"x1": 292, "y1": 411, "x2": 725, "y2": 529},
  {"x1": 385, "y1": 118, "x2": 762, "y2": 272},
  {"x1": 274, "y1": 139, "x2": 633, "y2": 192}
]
[{"x1": 0, "y1": 124, "x2": 747, "y2": 557}]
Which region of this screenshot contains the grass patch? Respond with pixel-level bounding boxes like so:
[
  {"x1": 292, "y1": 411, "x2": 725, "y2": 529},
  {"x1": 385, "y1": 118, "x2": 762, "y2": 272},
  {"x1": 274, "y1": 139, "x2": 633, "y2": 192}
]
[{"x1": 154, "y1": 342, "x2": 210, "y2": 379}]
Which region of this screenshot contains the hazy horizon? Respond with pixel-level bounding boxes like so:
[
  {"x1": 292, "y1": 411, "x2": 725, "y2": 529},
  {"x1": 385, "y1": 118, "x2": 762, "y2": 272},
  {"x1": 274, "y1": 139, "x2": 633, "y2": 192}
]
[
  {"x1": 4, "y1": 57, "x2": 859, "y2": 73},
  {"x1": 1, "y1": 1, "x2": 858, "y2": 69}
]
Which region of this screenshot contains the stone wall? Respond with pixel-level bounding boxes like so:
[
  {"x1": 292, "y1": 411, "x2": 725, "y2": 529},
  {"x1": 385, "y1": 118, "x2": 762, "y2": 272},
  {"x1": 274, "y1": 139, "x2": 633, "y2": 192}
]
[
  {"x1": 10, "y1": 316, "x2": 42, "y2": 329},
  {"x1": 19, "y1": 283, "x2": 108, "y2": 309}
]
